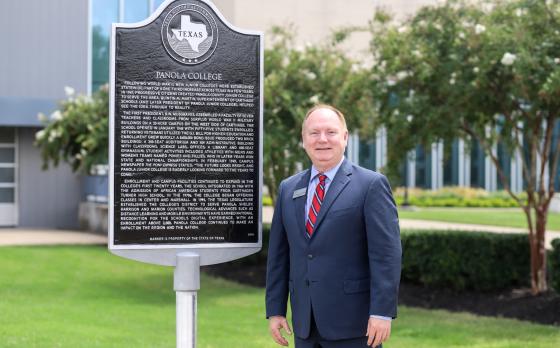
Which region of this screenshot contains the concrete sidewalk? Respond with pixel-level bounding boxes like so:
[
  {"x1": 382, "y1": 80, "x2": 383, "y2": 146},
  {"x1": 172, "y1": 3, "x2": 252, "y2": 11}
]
[
  {"x1": 1, "y1": 206, "x2": 559, "y2": 248},
  {"x1": 0, "y1": 229, "x2": 106, "y2": 247}
]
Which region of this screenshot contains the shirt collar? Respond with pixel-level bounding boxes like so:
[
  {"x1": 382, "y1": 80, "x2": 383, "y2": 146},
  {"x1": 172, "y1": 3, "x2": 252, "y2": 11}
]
[{"x1": 310, "y1": 157, "x2": 345, "y2": 183}]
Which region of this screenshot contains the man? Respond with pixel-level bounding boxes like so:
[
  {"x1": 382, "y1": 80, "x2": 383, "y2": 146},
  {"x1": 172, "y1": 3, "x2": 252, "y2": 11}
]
[{"x1": 265, "y1": 105, "x2": 401, "y2": 347}]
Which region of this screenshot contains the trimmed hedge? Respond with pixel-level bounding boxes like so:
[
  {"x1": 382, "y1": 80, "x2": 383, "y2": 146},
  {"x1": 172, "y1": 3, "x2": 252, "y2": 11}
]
[
  {"x1": 394, "y1": 187, "x2": 526, "y2": 208},
  {"x1": 252, "y1": 227, "x2": 531, "y2": 292},
  {"x1": 401, "y1": 231, "x2": 530, "y2": 291},
  {"x1": 395, "y1": 196, "x2": 520, "y2": 208},
  {"x1": 263, "y1": 196, "x2": 273, "y2": 207},
  {"x1": 234, "y1": 224, "x2": 271, "y2": 266},
  {"x1": 551, "y1": 238, "x2": 560, "y2": 293}
]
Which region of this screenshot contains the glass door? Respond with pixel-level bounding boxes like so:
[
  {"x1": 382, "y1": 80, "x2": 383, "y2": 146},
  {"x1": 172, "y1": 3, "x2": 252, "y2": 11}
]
[{"x1": 0, "y1": 128, "x2": 17, "y2": 226}]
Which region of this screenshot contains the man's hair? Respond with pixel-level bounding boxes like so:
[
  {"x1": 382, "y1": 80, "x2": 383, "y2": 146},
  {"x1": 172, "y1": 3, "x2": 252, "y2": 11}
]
[{"x1": 302, "y1": 104, "x2": 347, "y2": 132}]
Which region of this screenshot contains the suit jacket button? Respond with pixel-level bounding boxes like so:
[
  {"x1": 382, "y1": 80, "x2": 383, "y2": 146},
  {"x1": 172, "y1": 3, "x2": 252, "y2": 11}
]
[{"x1": 307, "y1": 254, "x2": 313, "y2": 260}]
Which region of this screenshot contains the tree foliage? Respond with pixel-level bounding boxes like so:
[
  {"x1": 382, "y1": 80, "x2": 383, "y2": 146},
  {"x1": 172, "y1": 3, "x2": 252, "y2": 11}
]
[
  {"x1": 264, "y1": 27, "x2": 373, "y2": 202},
  {"x1": 36, "y1": 27, "x2": 374, "y2": 200},
  {"x1": 369, "y1": 0, "x2": 560, "y2": 293},
  {"x1": 35, "y1": 86, "x2": 109, "y2": 173}
]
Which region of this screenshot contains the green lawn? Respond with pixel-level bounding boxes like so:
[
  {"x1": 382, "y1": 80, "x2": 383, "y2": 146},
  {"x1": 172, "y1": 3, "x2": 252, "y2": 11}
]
[
  {"x1": 398, "y1": 207, "x2": 560, "y2": 230},
  {"x1": 0, "y1": 246, "x2": 559, "y2": 347}
]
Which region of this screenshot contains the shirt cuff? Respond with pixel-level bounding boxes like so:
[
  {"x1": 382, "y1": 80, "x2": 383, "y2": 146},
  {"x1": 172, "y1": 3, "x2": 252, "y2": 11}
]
[{"x1": 370, "y1": 315, "x2": 392, "y2": 321}]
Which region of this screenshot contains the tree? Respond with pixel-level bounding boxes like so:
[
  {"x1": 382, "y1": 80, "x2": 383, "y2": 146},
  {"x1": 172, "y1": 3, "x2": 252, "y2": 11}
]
[
  {"x1": 264, "y1": 27, "x2": 373, "y2": 203},
  {"x1": 35, "y1": 27, "x2": 374, "y2": 203},
  {"x1": 369, "y1": 0, "x2": 560, "y2": 294},
  {"x1": 35, "y1": 85, "x2": 109, "y2": 173}
]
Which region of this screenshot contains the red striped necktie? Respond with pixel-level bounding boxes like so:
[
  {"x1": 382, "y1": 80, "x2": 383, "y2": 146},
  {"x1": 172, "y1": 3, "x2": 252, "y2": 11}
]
[{"x1": 306, "y1": 174, "x2": 327, "y2": 238}]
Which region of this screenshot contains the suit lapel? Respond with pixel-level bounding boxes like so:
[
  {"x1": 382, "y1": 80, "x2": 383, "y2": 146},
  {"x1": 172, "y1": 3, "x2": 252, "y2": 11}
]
[
  {"x1": 310, "y1": 160, "x2": 353, "y2": 240},
  {"x1": 293, "y1": 169, "x2": 311, "y2": 240}
]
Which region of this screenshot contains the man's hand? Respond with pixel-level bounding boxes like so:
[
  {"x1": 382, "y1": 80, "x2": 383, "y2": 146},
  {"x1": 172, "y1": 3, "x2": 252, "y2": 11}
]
[
  {"x1": 269, "y1": 315, "x2": 292, "y2": 346},
  {"x1": 365, "y1": 317, "x2": 391, "y2": 347}
]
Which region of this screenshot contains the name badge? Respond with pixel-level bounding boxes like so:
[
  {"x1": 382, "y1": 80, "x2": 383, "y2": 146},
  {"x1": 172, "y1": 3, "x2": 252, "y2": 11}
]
[{"x1": 292, "y1": 187, "x2": 307, "y2": 199}]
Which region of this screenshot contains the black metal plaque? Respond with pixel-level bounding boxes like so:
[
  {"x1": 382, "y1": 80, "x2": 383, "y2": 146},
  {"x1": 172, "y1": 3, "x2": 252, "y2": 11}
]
[{"x1": 109, "y1": 0, "x2": 262, "y2": 249}]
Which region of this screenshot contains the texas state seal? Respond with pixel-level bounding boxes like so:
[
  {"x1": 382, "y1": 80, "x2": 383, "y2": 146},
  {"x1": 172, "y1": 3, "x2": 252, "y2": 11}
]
[{"x1": 161, "y1": 3, "x2": 219, "y2": 65}]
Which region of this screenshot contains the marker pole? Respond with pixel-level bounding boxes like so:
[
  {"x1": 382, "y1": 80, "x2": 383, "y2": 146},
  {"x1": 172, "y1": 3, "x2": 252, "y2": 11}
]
[{"x1": 174, "y1": 252, "x2": 200, "y2": 348}]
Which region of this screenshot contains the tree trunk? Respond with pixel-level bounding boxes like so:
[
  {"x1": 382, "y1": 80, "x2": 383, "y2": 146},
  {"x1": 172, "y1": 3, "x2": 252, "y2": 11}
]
[
  {"x1": 529, "y1": 207, "x2": 548, "y2": 294},
  {"x1": 264, "y1": 169, "x2": 278, "y2": 206}
]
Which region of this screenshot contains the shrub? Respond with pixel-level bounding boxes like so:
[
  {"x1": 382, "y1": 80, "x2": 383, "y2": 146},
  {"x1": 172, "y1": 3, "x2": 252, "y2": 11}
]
[
  {"x1": 263, "y1": 196, "x2": 273, "y2": 207},
  {"x1": 401, "y1": 230, "x2": 530, "y2": 291},
  {"x1": 551, "y1": 239, "x2": 560, "y2": 293},
  {"x1": 395, "y1": 187, "x2": 525, "y2": 208},
  {"x1": 255, "y1": 227, "x2": 529, "y2": 292},
  {"x1": 236, "y1": 224, "x2": 271, "y2": 266},
  {"x1": 35, "y1": 86, "x2": 109, "y2": 173}
]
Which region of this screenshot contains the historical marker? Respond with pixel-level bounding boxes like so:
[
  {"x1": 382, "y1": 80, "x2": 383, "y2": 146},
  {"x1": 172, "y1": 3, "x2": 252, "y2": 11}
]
[{"x1": 109, "y1": 0, "x2": 263, "y2": 266}]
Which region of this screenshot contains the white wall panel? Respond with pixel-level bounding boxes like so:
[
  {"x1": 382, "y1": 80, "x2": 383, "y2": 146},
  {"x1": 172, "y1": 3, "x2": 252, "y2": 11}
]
[{"x1": 0, "y1": 0, "x2": 89, "y2": 99}]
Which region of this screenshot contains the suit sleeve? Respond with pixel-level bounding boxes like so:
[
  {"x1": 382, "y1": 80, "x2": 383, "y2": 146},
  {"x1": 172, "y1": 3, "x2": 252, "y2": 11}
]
[
  {"x1": 364, "y1": 174, "x2": 402, "y2": 318},
  {"x1": 265, "y1": 181, "x2": 290, "y2": 318}
]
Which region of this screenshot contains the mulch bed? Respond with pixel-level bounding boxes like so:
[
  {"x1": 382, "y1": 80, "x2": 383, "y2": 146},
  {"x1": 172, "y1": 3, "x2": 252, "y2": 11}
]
[{"x1": 202, "y1": 262, "x2": 560, "y2": 326}]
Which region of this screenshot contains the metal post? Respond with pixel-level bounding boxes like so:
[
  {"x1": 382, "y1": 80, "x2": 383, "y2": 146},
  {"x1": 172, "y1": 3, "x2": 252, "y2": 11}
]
[{"x1": 174, "y1": 252, "x2": 200, "y2": 348}]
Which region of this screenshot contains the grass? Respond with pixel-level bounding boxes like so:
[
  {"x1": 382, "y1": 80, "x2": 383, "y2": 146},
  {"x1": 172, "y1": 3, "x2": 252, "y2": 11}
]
[
  {"x1": 0, "y1": 246, "x2": 559, "y2": 347},
  {"x1": 398, "y1": 207, "x2": 560, "y2": 231}
]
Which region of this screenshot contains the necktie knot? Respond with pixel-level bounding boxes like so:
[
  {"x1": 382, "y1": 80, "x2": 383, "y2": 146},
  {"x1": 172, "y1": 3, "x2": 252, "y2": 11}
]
[{"x1": 318, "y1": 174, "x2": 327, "y2": 185}]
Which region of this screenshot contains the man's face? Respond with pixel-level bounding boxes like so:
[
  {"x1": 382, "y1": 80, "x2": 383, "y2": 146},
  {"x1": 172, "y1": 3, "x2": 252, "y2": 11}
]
[{"x1": 302, "y1": 108, "x2": 348, "y2": 172}]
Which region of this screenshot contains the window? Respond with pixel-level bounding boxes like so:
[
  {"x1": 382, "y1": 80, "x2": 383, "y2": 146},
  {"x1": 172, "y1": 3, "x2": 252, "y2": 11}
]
[
  {"x1": 443, "y1": 140, "x2": 459, "y2": 186},
  {"x1": 470, "y1": 140, "x2": 485, "y2": 188},
  {"x1": 358, "y1": 140, "x2": 376, "y2": 171},
  {"x1": 124, "y1": 0, "x2": 150, "y2": 22},
  {"x1": 91, "y1": 0, "x2": 119, "y2": 92},
  {"x1": 91, "y1": 0, "x2": 152, "y2": 92},
  {"x1": 153, "y1": 0, "x2": 167, "y2": 11},
  {"x1": 0, "y1": 128, "x2": 16, "y2": 205},
  {"x1": 496, "y1": 143, "x2": 511, "y2": 190}
]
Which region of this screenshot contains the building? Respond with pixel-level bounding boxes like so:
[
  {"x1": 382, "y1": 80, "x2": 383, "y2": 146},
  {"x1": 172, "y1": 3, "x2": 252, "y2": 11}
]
[
  {"x1": 220, "y1": 0, "x2": 537, "y2": 193},
  {"x1": 0, "y1": 1, "x2": 89, "y2": 228},
  {"x1": 0, "y1": 0, "x2": 171, "y2": 228},
  {"x1": 0, "y1": 0, "x2": 533, "y2": 229}
]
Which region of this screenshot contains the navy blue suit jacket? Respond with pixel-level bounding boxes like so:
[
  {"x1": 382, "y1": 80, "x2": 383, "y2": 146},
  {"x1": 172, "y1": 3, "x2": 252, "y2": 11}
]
[{"x1": 265, "y1": 159, "x2": 402, "y2": 340}]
